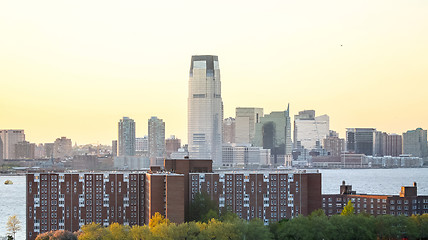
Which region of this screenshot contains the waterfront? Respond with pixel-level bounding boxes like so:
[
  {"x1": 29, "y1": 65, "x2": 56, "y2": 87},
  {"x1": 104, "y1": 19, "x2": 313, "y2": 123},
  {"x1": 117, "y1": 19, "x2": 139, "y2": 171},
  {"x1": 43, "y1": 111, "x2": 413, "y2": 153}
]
[{"x1": 0, "y1": 168, "x2": 427, "y2": 239}]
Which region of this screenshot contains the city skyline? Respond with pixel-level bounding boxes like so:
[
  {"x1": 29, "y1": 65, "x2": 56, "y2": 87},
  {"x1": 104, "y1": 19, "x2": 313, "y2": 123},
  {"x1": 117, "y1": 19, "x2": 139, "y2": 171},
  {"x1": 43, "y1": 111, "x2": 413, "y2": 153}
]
[{"x1": 1, "y1": 1, "x2": 428, "y2": 145}]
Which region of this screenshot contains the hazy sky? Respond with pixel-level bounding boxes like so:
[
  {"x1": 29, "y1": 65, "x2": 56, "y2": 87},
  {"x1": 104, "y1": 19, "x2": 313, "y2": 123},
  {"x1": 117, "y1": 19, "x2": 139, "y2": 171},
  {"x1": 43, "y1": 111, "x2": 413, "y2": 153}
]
[{"x1": 1, "y1": 0, "x2": 427, "y2": 145}]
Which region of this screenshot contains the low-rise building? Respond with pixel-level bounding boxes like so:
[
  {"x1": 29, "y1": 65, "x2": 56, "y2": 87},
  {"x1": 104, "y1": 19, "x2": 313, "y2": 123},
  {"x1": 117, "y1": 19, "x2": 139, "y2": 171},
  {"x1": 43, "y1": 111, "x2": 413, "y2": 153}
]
[{"x1": 323, "y1": 181, "x2": 428, "y2": 216}]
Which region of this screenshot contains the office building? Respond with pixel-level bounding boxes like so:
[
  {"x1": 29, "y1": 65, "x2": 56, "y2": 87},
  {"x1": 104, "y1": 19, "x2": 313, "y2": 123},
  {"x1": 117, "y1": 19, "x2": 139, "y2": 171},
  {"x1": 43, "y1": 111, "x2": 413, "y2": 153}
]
[
  {"x1": 323, "y1": 181, "x2": 428, "y2": 216},
  {"x1": 346, "y1": 128, "x2": 376, "y2": 156},
  {"x1": 222, "y1": 117, "x2": 236, "y2": 144},
  {"x1": 235, "y1": 108, "x2": 263, "y2": 144},
  {"x1": 118, "y1": 117, "x2": 136, "y2": 156},
  {"x1": 0, "y1": 129, "x2": 25, "y2": 159},
  {"x1": 0, "y1": 137, "x2": 3, "y2": 163},
  {"x1": 165, "y1": 136, "x2": 181, "y2": 159},
  {"x1": 188, "y1": 55, "x2": 223, "y2": 166},
  {"x1": 293, "y1": 110, "x2": 329, "y2": 150},
  {"x1": 53, "y1": 137, "x2": 72, "y2": 160},
  {"x1": 403, "y1": 128, "x2": 428, "y2": 159},
  {"x1": 254, "y1": 105, "x2": 292, "y2": 164},
  {"x1": 44, "y1": 143, "x2": 54, "y2": 158},
  {"x1": 323, "y1": 132, "x2": 345, "y2": 157},
  {"x1": 15, "y1": 141, "x2": 36, "y2": 159},
  {"x1": 385, "y1": 134, "x2": 402, "y2": 157},
  {"x1": 222, "y1": 143, "x2": 270, "y2": 167},
  {"x1": 148, "y1": 117, "x2": 165, "y2": 166}
]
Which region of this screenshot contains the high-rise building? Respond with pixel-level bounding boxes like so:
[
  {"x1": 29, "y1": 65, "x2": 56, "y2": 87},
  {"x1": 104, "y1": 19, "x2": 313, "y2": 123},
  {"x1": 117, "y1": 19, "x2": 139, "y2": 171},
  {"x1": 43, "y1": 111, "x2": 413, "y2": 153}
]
[
  {"x1": 118, "y1": 117, "x2": 136, "y2": 156},
  {"x1": 293, "y1": 110, "x2": 329, "y2": 150},
  {"x1": 112, "y1": 140, "x2": 118, "y2": 157},
  {"x1": 346, "y1": 128, "x2": 376, "y2": 156},
  {"x1": 235, "y1": 107, "x2": 263, "y2": 144},
  {"x1": 148, "y1": 116, "x2": 165, "y2": 165},
  {"x1": 165, "y1": 135, "x2": 181, "y2": 159},
  {"x1": 222, "y1": 117, "x2": 236, "y2": 144},
  {"x1": 403, "y1": 128, "x2": 428, "y2": 158},
  {"x1": 135, "y1": 137, "x2": 148, "y2": 156},
  {"x1": 254, "y1": 105, "x2": 292, "y2": 164},
  {"x1": 188, "y1": 55, "x2": 223, "y2": 166},
  {"x1": 0, "y1": 129, "x2": 25, "y2": 159},
  {"x1": 44, "y1": 143, "x2": 54, "y2": 158},
  {"x1": 323, "y1": 132, "x2": 345, "y2": 157},
  {"x1": 53, "y1": 137, "x2": 72, "y2": 159},
  {"x1": 373, "y1": 132, "x2": 403, "y2": 157},
  {"x1": 15, "y1": 141, "x2": 36, "y2": 159},
  {"x1": 0, "y1": 137, "x2": 3, "y2": 163},
  {"x1": 385, "y1": 134, "x2": 402, "y2": 157}
]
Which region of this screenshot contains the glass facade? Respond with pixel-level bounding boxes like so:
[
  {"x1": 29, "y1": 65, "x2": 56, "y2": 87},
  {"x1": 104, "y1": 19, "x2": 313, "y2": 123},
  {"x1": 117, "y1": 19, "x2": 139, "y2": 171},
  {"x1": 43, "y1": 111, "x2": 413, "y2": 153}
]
[{"x1": 188, "y1": 55, "x2": 223, "y2": 166}]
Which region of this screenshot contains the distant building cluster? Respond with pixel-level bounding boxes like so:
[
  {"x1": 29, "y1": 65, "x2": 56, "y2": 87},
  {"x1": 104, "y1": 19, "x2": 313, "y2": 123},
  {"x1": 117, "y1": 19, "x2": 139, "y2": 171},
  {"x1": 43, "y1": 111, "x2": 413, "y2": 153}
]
[{"x1": 1, "y1": 55, "x2": 428, "y2": 170}]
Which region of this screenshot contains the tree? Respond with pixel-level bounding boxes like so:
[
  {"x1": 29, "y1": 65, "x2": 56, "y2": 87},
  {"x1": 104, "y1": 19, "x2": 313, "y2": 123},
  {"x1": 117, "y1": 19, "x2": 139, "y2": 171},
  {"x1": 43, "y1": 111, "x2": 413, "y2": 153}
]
[
  {"x1": 78, "y1": 222, "x2": 113, "y2": 240},
  {"x1": 188, "y1": 193, "x2": 219, "y2": 222},
  {"x1": 341, "y1": 200, "x2": 354, "y2": 216},
  {"x1": 109, "y1": 222, "x2": 131, "y2": 240},
  {"x1": 6, "y1": 215, "x2": 21, "y2": 240},
  {"x1": 35, "y1": 230, "x2": 77, "y2": 240},
  {"x1": 130, "y1": 225, "x2": 152, "y2": 240},
  {"x1": 149, "y1": 212, "x2": 170, "y2": 229}
]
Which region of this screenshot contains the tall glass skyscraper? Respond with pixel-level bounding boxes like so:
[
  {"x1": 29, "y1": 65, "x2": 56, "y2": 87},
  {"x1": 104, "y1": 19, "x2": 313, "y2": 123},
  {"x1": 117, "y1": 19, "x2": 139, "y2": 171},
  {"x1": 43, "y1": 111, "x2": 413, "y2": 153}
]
[
  {"x1": 118, "y1": 117, "x2": 136, "y2": 156},
  {"x1": 188, "y1": 55, "x2": 223, "y2": 166}
]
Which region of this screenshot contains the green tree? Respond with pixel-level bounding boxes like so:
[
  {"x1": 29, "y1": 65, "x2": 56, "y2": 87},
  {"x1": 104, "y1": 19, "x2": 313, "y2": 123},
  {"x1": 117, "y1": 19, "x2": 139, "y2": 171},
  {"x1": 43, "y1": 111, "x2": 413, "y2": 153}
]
[
  {"x1": 188, "y1": 193, "x2": 219, "y2": 222},
  {"x1": 6, "y1": 215, "x2": 21, "y2": 240},
  {"x1": 341, "y1": 200, "x2": 354, "y2": 216},
  {"x1": 244, "y1": 218, "x2": 273, "y2": 240}
]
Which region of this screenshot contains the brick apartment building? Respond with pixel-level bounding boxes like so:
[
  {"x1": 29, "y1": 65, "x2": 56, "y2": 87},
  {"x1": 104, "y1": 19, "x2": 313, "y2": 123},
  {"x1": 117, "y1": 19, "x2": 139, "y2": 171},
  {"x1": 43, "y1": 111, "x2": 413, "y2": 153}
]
[
  {"x1": 27, "y1": 159, "x2": 321, "y2": 239},
  {"x1": 323, "y1": 181, "x2": 428, "y2": 216}
]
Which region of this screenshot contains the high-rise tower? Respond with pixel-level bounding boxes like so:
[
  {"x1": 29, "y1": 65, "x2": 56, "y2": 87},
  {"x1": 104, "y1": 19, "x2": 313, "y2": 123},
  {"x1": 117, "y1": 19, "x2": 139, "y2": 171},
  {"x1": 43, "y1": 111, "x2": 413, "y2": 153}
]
[
  {"x1": 188, "y1": 55, "x2": 223, "y2": 166},
  {"x1": 118, "y1": 117, "x2": 136, "y2": 156},
  {"x1": 148, "y1": 116, "x2": 166, "y2": 165}
]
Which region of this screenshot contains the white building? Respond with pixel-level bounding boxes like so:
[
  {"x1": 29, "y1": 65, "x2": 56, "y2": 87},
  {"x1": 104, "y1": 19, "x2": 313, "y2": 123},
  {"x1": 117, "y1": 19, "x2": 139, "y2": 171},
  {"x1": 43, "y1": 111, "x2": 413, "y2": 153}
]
[
  {"x1": 188, "y1": 55, "x2": 223, "y2": 167},
  {"x1": 222, "y1": 143, "x2": 270, "y2": 167},
  {"x1": 293, "y1": 110, "x2": 329, "y2": 150}
]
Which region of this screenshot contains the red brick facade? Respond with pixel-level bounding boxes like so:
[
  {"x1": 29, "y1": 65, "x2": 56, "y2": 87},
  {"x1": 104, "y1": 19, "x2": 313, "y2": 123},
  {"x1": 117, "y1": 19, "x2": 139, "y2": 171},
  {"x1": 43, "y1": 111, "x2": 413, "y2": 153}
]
[{"x1": 323, "y1": 182, "x2": 428, "y2": 216}]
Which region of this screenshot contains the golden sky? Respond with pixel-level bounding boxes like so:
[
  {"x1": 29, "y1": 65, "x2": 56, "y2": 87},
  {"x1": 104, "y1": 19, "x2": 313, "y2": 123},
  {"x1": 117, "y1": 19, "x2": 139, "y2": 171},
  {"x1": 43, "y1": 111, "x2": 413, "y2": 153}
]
[{"x1": 0, "y1": 0, "x2": 427, "y2": 145}]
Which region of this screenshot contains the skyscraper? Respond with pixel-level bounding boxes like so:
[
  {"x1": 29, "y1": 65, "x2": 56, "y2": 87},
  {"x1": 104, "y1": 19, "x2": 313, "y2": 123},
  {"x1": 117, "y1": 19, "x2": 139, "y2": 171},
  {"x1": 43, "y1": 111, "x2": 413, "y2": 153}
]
[
  {"x1": 53, "y1": 137, "x2": 72, "y2": 159},
  {"x1": 235, "y1": 107, "x2": 263, "y2": 144},
  {"x1": 0, "y1": 137, "x2": 3, "y2": 163},
  {"x1": 188, "y1": 55, "x2": 223, "y2": 166},
  {"x1": 0, "y1": 129, "x2": 25, "y2": 159},
  {"x1": 293, "y1": 110, "x2": 329, "y2": 150},
  {"x1": 118, "y1": 117, "x2": 136, "y2": 156},
  {"x1": 254, "y1": 105, "x2": 292, "y2": 164},
  {"x1": 112, "y1": 140, "x2": 118, "y2": 157},
  {"x1": 222, "y1": 117, "x2": 236, "y2": 144},
  {"x1": 148, "y1": 116, "x2": 165, "y2": 165},
  {"x1": 403, "y1": 128, "x2": 428, "y2": 158},
  {"x1": 346, "y1": 128, "x2": 376, "y2": 156}
]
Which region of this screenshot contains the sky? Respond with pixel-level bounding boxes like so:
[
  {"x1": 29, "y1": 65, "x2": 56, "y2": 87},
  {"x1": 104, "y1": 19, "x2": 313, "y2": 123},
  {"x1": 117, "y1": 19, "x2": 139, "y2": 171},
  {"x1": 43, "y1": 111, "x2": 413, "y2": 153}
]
[{"x1": 0, "y1": 0, "x2": 427, "y2": 145}]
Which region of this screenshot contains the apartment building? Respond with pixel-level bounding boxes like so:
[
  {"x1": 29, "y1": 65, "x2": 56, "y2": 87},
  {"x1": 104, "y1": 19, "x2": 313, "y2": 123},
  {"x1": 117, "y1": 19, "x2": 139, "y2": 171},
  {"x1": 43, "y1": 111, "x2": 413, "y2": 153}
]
[{"x1": 323, "y1": 181, "x2": 428, "y2": 216}]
